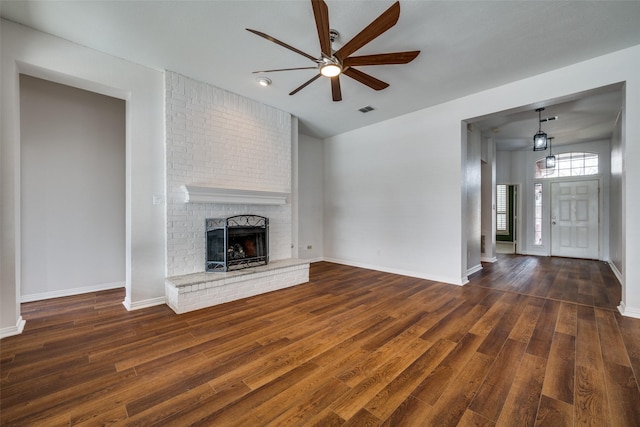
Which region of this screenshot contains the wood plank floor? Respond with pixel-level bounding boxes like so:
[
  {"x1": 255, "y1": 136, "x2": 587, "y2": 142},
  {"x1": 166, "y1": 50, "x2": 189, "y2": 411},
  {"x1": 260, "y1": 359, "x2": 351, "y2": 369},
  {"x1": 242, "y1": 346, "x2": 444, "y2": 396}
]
[
  {"x1": 469, "y1": 255, "x2": 621, "y2": 311},
  {"x1": 2, "y1": 256, "x2": 639, "y2": 426}
]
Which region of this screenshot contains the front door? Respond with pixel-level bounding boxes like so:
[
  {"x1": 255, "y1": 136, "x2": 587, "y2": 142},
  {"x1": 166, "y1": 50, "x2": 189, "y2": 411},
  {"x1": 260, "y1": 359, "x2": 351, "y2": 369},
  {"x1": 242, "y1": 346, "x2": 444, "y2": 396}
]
[{"x1": 551, "y1": 180, "x2": 599, "y2": 259}]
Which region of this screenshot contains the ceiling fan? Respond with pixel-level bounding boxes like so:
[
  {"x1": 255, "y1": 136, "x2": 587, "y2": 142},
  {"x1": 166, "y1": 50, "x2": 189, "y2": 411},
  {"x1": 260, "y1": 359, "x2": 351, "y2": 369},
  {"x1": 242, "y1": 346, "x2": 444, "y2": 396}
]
[{"x1": 246, "y1": 0, "x2": 420, "y2": 102}]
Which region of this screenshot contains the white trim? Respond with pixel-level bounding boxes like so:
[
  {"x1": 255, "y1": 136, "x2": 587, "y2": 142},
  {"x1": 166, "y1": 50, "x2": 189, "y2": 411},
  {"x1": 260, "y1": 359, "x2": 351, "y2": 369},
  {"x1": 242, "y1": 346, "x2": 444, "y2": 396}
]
[
  {"x1": 520, "y1": 249, "x2": 548, "y2": 257},
  {"x1": 181, "y1": 185, "x2": 289, "y2": 205},
  {"x1": 618, "y1": 301, "x2": 640, "y2": 319},
  {"x1": 122, "y1": 296, "x2": 166, "y2": 311},
  {"x1": 0, "y1": 316, "x2": 26, "y2": 339},
  {"x1": 467, "y1": 264, "x2": 483, "y2": 276},
  {"x1": 21, "y1": 281, "x2": 125, "y2": 303},
  {"x1": 608, "y1": 261, "x2": 623, "y2": 286},
  {"x1": 323, "y1": 257, "x2": 464, "y2": 286},
  {"x1": 481, "y1": 256, "x2": 498, "y2": 263}
]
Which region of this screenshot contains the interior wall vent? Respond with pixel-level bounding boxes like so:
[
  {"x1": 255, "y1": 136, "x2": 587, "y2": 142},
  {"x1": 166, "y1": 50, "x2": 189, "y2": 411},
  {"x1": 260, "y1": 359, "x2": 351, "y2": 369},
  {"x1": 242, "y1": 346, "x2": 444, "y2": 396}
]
[{"x1": 358, "y1": 105, "x2": 375, "y2": 113}]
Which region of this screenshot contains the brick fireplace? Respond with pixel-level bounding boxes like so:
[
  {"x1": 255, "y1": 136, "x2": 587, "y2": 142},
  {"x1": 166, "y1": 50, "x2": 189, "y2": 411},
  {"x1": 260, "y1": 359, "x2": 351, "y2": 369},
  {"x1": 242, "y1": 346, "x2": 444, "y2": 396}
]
[{"x1": 164, "y1": 71, "x2": 308, "y2": 313}]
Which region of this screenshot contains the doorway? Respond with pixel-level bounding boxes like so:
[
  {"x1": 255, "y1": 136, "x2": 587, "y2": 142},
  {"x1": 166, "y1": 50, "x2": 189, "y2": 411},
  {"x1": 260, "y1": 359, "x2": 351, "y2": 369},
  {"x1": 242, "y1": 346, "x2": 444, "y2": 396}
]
[
  {"x1": 496, "y1": 184, "x2": 518, "y2": 254},
  {"x1": 551, "y1": 179, "x2": 599, "y2": 259}
]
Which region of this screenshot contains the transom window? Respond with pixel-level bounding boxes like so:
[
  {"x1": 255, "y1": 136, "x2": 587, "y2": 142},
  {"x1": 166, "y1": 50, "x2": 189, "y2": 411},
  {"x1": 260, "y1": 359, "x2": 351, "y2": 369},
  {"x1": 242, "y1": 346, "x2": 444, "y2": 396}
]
[{"x1": 535, "y1": 152, "x2": 599, "y2": 179}]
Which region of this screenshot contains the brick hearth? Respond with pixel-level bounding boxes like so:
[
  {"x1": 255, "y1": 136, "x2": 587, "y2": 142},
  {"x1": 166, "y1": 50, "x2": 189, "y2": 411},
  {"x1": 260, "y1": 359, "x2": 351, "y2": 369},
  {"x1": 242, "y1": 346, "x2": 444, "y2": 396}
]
[{"x1": 165, "y1": 259, "x2": 309, "y2": 314}]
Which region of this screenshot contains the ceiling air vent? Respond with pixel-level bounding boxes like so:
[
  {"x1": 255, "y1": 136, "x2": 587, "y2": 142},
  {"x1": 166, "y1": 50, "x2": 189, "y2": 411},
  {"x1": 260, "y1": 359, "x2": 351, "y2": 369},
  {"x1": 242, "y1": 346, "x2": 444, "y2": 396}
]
[{"x1": 358, "y1": 105, "x2": 375, "y2": 113}]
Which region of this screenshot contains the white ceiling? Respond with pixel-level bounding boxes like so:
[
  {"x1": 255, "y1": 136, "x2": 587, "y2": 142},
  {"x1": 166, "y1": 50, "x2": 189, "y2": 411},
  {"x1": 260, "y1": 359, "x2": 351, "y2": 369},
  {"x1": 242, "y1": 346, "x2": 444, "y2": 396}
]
[
  {"x1": 2, "y1": 0, "x2": 639, "y2": 144},
  {"x1": 472, "y1": 83, "x2": 624, "y2": 151}
]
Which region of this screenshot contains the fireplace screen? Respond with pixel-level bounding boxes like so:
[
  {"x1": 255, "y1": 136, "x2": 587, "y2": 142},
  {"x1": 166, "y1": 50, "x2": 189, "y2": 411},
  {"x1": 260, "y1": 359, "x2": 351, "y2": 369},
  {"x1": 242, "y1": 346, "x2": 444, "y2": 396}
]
[{"x1": 206, "y1": 215, "x2": 268, "y2": 272}]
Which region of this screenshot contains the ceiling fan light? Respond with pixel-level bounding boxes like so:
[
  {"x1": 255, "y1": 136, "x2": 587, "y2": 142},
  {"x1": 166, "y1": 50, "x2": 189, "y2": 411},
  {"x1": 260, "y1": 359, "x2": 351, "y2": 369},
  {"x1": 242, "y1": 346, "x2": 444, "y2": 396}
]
[
  {"x1": 320, "y1": 63, "x2": 342, "y2": 77},
  {"x1": 533, "y1": 131, "x2": 547, "y2": 151}
]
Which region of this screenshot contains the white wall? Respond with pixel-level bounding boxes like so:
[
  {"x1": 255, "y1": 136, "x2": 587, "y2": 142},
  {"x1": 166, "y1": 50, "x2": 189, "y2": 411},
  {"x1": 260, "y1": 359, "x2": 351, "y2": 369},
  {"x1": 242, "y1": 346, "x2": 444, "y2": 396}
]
[
  {"x1": 466, "y1": 125, "x2": 482, "y2": 274},
  {"x1": 19, "y1": 75, "x2": 125, "y2": 300},
  {"x1": 481, "y1": 138, "x2": 496, "y2": 262},
  {"x1": 323, "y1": 109, "x2": 465, "y2": 284},
  {"x1": 322, "y1": 44, "x2": 640, "y2": 317},
  {"x1": 165, "y1": 71, "x2": 292, "y2": 276},
  {"x1": 610, "y1": 109, "x2": 623, "y2": 278},
  {"x1": 298, "y1": 133, "x2": 324, "y2": 261},
  {"x1": 496, "y1": 150, "x2": 513, "y2": 184},
  {"x1": 1, "y1": 20, "x2": 165, "y2": 337}
]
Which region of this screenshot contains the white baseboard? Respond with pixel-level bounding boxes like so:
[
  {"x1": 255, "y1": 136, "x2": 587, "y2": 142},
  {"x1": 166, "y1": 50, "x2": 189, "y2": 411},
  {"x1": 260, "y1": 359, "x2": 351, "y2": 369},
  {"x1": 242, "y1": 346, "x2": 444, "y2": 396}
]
[
  {"x1": 21, "y1": 281, "x2": 125, "y2": 303},
  {"x1": 519, "y1": 249, "x2": 548, "y2": 257},
  {"x1": 481, "y1": 256, "x2": 498, "y2": 263},
  {"x1": 322, "y1": 257, "x2": 463, "y2": 286},
  {"x1": 608, "y1": 261, "x2": 623, "y2": 285},
  {"x1": 618, "y1": 301, "x2": 640, "y2": 319},
  {"x1": 306, "y1": 257, "x2": 325, "y2": 263},
  {"x1": 122, "y1": 296, "x2": 166, "y2": 311},
  {"x1": 0, "y1": 316, "x2": 26, "y2": 339},
  {"x1": 607, "y1": 262, "x2": 632, "y2": 317},
  {"x1": 467, "y1": 264, "x2": 483, "y2": 276}
]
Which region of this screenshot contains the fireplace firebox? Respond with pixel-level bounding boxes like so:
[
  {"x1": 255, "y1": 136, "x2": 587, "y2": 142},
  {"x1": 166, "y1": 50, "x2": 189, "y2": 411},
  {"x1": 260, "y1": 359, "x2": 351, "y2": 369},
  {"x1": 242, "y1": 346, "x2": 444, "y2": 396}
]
[{"x1": 206, "y1": 215, "x2": 268, "y2": 272}]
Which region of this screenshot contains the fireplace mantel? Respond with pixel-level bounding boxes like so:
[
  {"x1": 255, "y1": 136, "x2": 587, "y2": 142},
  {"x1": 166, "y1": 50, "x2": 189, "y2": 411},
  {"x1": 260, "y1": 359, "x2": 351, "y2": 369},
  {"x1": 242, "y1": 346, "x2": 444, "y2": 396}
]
[{"x1": 181, "y1": 185, "x2": 289, "y2": 205}]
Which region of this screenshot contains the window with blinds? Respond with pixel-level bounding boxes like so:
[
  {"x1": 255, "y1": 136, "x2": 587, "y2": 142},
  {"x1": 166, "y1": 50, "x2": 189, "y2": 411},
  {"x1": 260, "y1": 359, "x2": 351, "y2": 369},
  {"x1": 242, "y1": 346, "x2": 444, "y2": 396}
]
[{"x1": 496, "y1": 184, "x2": 508, "y2": 234}]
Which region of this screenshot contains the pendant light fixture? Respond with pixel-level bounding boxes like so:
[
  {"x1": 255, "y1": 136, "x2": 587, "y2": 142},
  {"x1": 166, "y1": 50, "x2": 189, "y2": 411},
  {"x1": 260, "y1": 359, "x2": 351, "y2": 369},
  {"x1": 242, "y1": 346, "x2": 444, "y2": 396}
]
[
  {"x1": 533, "y1": 107, "x2": 547, "y2": 151},
  {"x1": 545, "y1": 136, "x2": 556, "y2": 168}
]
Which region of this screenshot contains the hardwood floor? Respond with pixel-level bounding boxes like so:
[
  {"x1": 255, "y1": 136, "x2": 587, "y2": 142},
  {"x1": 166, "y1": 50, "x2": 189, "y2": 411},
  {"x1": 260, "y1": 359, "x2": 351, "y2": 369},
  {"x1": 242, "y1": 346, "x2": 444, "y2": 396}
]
[
  {"x1": 1, "y1": 256, "x2": 639, "y2": 426},
  {"x1": 469, "y1": 255, "x2": 621, "y2": 311}
]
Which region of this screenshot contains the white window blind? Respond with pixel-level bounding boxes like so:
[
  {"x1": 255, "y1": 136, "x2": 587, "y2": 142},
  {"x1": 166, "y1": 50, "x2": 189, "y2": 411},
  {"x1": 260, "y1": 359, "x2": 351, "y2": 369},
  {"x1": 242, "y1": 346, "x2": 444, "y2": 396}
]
[{"x1": 496, "y1": 184, "x2": 508, "y2": 233}]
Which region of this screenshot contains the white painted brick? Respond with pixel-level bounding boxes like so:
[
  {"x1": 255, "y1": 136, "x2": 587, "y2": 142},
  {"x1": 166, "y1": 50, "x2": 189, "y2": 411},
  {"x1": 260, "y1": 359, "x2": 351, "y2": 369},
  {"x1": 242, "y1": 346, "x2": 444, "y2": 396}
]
[
  {"x1": 165, "y1": 262, "x2": 309, "y2": 314},
  {"x1": 166, "y1": 71, "x2": 292, "y2": 276}
]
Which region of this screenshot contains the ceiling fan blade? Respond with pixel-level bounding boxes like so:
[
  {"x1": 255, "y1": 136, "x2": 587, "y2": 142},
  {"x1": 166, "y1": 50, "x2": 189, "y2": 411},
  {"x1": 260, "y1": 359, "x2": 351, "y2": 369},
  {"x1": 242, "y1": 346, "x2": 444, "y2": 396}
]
[
  {"x1": 253, "y1": 67, "x2": 318, "y2": 73},
  {"x1": 343, "y1": 68, "x2": 389, "y2": 91},
  {"x1": 343, "y1": 51, "x2": 420, "y2": 67},
  {"x1": 246, "y1": 28, "x2": 318, "y2": 62},
  {"x1": 289, "y1": 74, "x2": 321, "y2": 96},
  {"x1": 331, "y1": 76, "x2": 342, "y2": 102},
  {"x1": 311, "y1": 0, "x2": 331, "y2": 58},
  {"x1": 336, "y1": 1, "x2": 400, "y2": 60}
]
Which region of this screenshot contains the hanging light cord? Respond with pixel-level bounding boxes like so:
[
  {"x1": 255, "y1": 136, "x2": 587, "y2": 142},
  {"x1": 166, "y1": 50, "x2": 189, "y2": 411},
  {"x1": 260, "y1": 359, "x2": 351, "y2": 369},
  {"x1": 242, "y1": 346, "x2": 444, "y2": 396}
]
[{"x1": 538, "y1": 109, "x2": 543, "y2": 132}]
